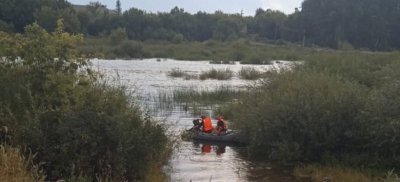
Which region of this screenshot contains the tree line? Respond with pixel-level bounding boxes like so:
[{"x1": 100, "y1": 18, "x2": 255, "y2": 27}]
[{"x1": 1, "y1": 0, "x2": 400, "y2": 51}]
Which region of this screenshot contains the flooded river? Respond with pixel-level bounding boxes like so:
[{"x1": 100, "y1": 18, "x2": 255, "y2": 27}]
[{"x1": 95, "y1": 59, "x2": 299, "y2": 182}]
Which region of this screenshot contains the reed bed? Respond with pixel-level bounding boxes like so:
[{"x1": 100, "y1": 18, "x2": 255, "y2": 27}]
[
  {"x1": 199, "y1": 68, "x2": 233, "y2": 80},
  {"x1": 238, "y1": 67, "x2": 264, "y2": 80}
]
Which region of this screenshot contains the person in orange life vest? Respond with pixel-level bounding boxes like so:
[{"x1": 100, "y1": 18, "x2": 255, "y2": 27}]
[
  {"x1": 190, "y1": 116, "x2": 214, "y2": 133},
  {"x1": 211, "y1": 115, "x2": 227, "y2": 135},
  {"x1": 200, "y1": 115, "x2": 214, "y2": 133}
]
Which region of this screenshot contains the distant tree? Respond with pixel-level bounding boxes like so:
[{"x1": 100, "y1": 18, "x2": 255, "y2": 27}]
[
  {"x1": 109, "y1": 27, "x2": 127, "y2": 45},
  {"x1": 35, "y1": 6, "x2": 59, "y2": 32},
  {"x1": 116, "y1": 0, "x2": 122, "y2": 14},
  {"x1": 0, "y1": 20, "x2": 13, "y2": 33}
]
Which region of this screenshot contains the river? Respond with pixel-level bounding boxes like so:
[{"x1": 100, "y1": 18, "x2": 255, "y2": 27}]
[{"x1": 94, "y1": 59, "x2": 300, "y2": 182}]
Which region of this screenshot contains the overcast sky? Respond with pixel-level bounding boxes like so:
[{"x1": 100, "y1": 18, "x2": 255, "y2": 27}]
[{"x1": 68, "y1": 0, "x2": 303, "y2": 16}]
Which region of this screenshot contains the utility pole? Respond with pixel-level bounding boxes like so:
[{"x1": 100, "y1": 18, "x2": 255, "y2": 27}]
[{"x1": 241, "y1": 9, "x2": 244, "y2": 17}]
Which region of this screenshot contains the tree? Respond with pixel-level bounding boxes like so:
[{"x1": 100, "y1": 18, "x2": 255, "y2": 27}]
[{"x1": 116, "y1": 0, "x2": 122, "y2": 14}]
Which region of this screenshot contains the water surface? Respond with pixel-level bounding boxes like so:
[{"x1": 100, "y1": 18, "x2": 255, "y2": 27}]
[{"x1": 95, "y1": 59, "x2": 299, "y2": 182}]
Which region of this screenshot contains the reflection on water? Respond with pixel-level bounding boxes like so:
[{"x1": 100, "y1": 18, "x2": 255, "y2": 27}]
[{"x1": 95, "y1": 59, "x2": 300, "y2": 182}]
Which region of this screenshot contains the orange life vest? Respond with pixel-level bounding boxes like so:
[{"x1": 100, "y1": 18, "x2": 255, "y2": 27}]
[
  {"x1": 217, "y1": 117, "x2": 227, "y2": 131},
  {"x1": 203, "y1": 118, "x2": 213, "y2": 132}
]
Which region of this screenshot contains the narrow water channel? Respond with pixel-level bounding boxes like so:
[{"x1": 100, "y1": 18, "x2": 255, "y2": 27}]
[{"x1": 95, "y1": 59, "x2": 300, "y2": 182}]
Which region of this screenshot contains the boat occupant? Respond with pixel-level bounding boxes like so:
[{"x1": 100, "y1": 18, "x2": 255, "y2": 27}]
[
  {"x1": 189, "y1": 116, "x2": 213, "y2": 133},
  {"x1": 201, "y1": 116, "x2": 214, "y2": 133},
  {"x1": 212, "y1": 115, "x2": 227, "y2": 135}
]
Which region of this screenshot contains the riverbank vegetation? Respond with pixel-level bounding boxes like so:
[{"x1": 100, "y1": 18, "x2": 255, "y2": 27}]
[
  {"x1": 294, "y1": 164, "x2": 400, "y2": 182},
  {"x1": 0, "y1": 21, "x2": 171, "y2": 181},
  {"x1": 219, "y1": 52, "x2": 400, "y2": 179},
  {"x1": 1, "y1": 0, "x2": 399, "y2": 61},
  {"x1": 79, "y1": 37, "x2": 309, "y2": 62}
]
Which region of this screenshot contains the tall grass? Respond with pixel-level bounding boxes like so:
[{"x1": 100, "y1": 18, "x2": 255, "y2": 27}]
[
  {"x1": 294, "y1": 164, "x2": 400, "y2": 182},
  {"x1": 199, "y1": 68, "x2": 233, "y2": 80},
  {"x1": 172, "y1": 86, "x2": 241, "y2": 104}
]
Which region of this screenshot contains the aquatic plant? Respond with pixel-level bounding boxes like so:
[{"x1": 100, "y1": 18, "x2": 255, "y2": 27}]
[
  {"x1": 172, "y1": 85, "x2": 240, "y2": 104},
  {"x1": 238, "y1": 67, "x2": 263, "y2": 80},
  {"x1": 199, "y1": 68, "x2": 233, "y2": 80},
  {"x1": 168, "y1": 68, "x2": 186, "y2": 78}
]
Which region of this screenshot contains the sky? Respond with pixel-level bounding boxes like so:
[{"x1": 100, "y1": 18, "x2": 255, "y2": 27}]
[{"x1": 68, "y1": 0, "x2": 303, "y2": 16}]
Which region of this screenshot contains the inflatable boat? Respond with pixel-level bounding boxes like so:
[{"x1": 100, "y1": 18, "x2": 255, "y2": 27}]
[{"x1": 189, "y1": 131, "x2": 241, "y2": 143}]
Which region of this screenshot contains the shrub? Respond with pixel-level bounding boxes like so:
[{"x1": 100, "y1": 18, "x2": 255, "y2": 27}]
[
  {"x1": 114, "y1": 40, "x2": 143, "y2": 58},
  {"x1": 229, "y1": 52, "x2": 400, "y2": 170},
  {"x1": 232, "y1": 71, "x2": 368, "y2": 162},
  {"x1": 109, "y1": 27, "x2": 128, "y2": 45},
  {"x1": 0, "y1": 21, "x2": 171, "y2": 181},
  {"x1": 172, "y1": 34, "x2": 184, "y2": 44}
]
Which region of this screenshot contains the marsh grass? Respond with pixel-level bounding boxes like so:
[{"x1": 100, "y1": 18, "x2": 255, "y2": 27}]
[
  {"x1": 172, "y1": 86, "x2": 240, "y2": 104},
  {"x1": 212, "y1": 103, "x2": 237, "y2": 120},
  {"x1": 168, "y1": 68, "x2": 186, "y2": 78},
  {"x1": 80, "y1": 38, "x2": 312, "y2": 62},
  {"x1": 294, "y1": 164, "x2": 400, "y2": 182},
  {"x1": 199, "y1": 68, "x2": 233, "y2": 80},
  {"x1": 239, "y1": 67, "x2": 263, "y2": 80}
]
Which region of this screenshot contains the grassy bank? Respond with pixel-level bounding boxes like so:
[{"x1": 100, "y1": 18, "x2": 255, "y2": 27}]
[
  {"x1": 0, "y1": 22, "x2": 172, "y2": 181},
  {"x1": 294, "y1": 164, "x2": 400, "y2": 182},
  {"x1": 218, "y1": 52, "x2": 400, "y2": 175},
  {"x1": 78, "y1": 37, "x2": 313, "y2": 63}
]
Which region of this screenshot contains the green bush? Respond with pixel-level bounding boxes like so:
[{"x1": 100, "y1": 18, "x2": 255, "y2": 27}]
[
  {"x1": 109, "y1": 27, "x2": 128, "y2": 45},
  {"x1": 232, "y1": 71, "x2": 368, "y2": 162},
  {"x1": 229, "y1": 52, "x2": 400, "y2": 169},
  {"x1": 0, "y1": 21, "x2": 171, "y2": 181},
  {"x1": 172, "y1": 34, "x2": 184, "y2": 44}
]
